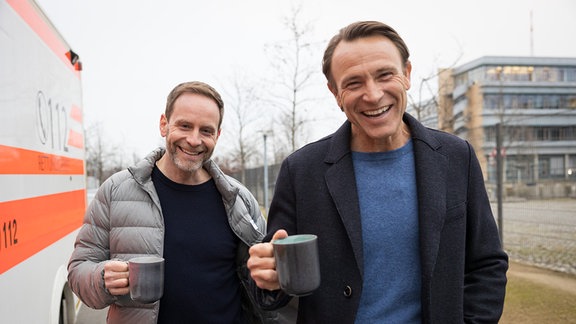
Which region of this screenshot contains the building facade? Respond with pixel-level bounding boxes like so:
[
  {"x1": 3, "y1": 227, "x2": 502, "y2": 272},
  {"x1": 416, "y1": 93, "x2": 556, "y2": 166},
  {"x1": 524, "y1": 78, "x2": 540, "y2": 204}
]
[{"x1": 437, "y1": 56, "x2": 576, "y2": 198}]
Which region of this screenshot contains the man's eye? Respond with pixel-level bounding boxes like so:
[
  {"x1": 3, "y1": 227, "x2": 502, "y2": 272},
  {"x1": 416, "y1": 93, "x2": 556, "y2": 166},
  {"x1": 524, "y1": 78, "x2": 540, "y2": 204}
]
[
  {"x1": 378, "y1": 72, "x2": 393, "y2": 80},
  {"x1": 345, "y1": 81, "x2": 361, "y2": 89}
]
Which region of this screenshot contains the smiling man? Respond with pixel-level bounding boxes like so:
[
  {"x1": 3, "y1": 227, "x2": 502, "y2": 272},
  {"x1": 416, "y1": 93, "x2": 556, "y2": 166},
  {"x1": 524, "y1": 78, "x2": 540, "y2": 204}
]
[
  {"x1": 68, "y1": 81, "x2": 275, "y2": 323},
  {"x1": 248, "y1": 21, "x2": 508, "y2": 323}
]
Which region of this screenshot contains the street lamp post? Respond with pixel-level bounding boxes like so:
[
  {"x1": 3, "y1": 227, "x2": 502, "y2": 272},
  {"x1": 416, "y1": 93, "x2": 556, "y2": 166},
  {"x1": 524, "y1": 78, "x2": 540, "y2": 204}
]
[
  {"x1": 496, "y1": 66, "x2": 504, "y2": 246},
  {"x1": 496, "y1": 123, "x2": 504, "y2": 245},
  {"x1": 263, "y1": 133, "x2": 269, "y2": 215}
]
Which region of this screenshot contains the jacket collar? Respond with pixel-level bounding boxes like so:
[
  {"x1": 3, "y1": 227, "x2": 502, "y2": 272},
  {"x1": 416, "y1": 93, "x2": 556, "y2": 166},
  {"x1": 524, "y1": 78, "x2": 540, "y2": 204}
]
[
  {"x1": 129, "y1": 148, "x2": 235, "y2": 190},
  {"x1": 128, "y1": 147, "x2": 239, "y2": 205}
]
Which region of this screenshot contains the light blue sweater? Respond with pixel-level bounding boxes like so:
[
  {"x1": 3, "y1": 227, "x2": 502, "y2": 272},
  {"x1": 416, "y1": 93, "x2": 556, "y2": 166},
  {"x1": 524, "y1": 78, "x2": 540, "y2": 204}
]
[{"x1": 352, "y1": 140, "x2": 422, "y2": 323}]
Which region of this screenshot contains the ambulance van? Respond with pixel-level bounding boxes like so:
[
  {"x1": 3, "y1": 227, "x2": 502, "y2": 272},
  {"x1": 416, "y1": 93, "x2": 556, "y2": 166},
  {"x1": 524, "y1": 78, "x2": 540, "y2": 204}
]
[{"x1": 1, "y1": 0, "x2": 85, "y2": 322}]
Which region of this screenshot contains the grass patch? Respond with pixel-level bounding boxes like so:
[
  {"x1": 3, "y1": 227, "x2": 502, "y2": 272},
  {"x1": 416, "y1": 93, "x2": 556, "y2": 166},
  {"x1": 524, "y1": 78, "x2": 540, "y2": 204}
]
[{"x1": 501, "y1": 275, "x2": 576, "y2": 323}]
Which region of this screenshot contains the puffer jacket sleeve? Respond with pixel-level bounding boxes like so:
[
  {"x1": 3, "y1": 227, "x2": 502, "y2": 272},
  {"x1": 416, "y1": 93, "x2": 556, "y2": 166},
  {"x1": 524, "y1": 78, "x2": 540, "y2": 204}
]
[
  {"x1": 239, "y1": 182, "x2": 267, "y2": 241},
  {"x1": 67, "y1": 172, "x2": 125, "y2": 309},
  {"x1": 206, "y1": 158, "x2": 267, "y2": 245}
]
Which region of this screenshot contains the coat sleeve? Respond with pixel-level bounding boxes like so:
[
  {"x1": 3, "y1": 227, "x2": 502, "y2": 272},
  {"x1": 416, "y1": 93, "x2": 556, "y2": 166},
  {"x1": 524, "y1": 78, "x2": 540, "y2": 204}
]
[
  {"x1": 67, "y1": 180, "x2": 118, "y2": 309},
  {"x1": 254, "y1": 158, "x2": 295, "y2": 310},
  {"x1": 463, "y1": 142, "x2": 508, "y2": 323}
]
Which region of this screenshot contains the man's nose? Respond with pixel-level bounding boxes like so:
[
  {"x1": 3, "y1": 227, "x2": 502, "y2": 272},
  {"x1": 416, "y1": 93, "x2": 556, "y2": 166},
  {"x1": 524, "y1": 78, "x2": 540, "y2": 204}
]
[
  {"x1": 186, "y1": 129, "x2": 202, "y2": 146},
  {"x1": 362, "y1": 79, "x2": 382, "y2": 103}
]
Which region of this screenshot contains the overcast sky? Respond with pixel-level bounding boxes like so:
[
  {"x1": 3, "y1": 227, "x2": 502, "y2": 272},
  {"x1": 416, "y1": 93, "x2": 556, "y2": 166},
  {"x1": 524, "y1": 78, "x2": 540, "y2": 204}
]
[{"x1": 35, "y1": 0, "x2": 576, "y2": 164}]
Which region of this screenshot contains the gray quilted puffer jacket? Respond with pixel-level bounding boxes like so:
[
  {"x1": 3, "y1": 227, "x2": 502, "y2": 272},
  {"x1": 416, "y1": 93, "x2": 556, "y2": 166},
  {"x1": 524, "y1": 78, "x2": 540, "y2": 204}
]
[{"x1": 68, "y1": 148, "x2": 275, "y2": 323}]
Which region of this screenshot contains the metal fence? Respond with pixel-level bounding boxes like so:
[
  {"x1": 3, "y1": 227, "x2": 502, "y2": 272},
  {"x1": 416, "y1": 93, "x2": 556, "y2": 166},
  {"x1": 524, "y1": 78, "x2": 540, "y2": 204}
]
[
  {"x1": 232, "y1": 164, "x2": 281, "y2": 214},
  {"x1": 233, "y1": 165, "x2": 576, "y2": 275},
  {"x1": 496, "y1": 199, "x2": 576, "y2": 275}
]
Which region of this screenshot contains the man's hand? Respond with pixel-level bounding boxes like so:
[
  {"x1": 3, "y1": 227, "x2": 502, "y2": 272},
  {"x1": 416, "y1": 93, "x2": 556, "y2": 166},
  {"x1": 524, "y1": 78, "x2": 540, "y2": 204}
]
[
  {"x1": 103, "y1": 260, "x2": 130, "y2": 296},
  {"x1": 247, "y1": 229, "x2": 288, "y2": 291}
]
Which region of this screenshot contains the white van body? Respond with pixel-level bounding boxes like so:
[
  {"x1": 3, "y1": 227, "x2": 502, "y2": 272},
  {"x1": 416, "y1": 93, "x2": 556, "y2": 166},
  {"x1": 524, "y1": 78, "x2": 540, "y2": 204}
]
[{"x1": 0, "y1": 0, "x2": 85, "y2": 323}]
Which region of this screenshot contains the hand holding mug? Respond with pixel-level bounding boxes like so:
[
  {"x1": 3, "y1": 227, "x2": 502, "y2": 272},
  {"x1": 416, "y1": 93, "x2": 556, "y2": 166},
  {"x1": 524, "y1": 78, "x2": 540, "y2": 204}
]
[
  {"x1": 103, "y1": 260, "x2": 130, "y2": 296},
  {"x1": 248, "y1": 230, "x2": 288, "y2": 291}
]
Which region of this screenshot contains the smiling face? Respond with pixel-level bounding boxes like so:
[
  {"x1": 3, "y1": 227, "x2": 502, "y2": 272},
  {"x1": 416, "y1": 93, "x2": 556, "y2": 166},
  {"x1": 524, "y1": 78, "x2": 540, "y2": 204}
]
[
  {"x1": 158, "y1": 92, "x2": 220, "y2": 184},
  {"x1": 328, "y1": 35, "x2": 412, "y2": 152}
]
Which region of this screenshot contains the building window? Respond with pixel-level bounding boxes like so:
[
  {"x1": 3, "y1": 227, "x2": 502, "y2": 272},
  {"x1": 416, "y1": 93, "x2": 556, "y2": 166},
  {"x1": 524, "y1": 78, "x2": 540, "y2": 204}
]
[
  {"x1": 568, "y1": 155, "x2": 576, "y2": 178},
  {"x1": 483, "y1": 94, "x2": 576, "y2": 110},
  {"x1": 539, "y1": 155, "x2": 565, "y2": 179},
  {"x1": 560, "y1": 127, "x2": 575, "y2": 139},
  {"x1": 485, "y1": 66, "x2": 502, "y2": 82},
  {"x1": 505, "y1": 155, "x2": 535, "y2": 182},
  {"x1": 566, "y1": 68, "x2": 576, "y2": 82},
  {"x1": 567, "y1": 96, "x2": 576, "y2": 109},
  {"x1": 484, "y1": 126, "x2": 496, "y2": 142}
]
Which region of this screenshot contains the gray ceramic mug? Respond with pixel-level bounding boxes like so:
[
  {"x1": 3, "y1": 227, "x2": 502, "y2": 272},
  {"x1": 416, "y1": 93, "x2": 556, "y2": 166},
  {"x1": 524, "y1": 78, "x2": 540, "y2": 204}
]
[
  {"x1": 128, "y1": 256, "x2": 165, "y2": 303},
  {"x1": 273, "y1": 234, "x2": 321, "y2": 296}
]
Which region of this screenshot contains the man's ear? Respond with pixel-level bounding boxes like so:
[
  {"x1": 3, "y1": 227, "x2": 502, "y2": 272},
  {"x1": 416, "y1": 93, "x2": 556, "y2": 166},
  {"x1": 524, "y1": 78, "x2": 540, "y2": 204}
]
[
  {"x1": 327, "y1": 82, "x2": 343, "y2": 110},
  {"x1": 159, "y1": 114, "x2": 168, "y2": 137},
  {"x1": 403, "y1": 60, "x2": 412, "y2": 90}
]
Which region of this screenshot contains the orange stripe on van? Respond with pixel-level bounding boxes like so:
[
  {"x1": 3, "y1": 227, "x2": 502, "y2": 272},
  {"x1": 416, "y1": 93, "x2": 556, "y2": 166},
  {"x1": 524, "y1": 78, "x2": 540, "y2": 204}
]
[
  {"x1": 0, "y1": 190, "x2": 85, "y2": 274},
  {"x1": 70, "y1": 104, "x2": 83, "y2": 123},
  {"x1": 0, "y1": 145, "x2": 84, "y2": 175},
  {"x1": 67, "y1": 129, "x2": 84, "y2": 149},
  {"x1": 6, "y1": 0, "x2": 80, "y2": 78}
]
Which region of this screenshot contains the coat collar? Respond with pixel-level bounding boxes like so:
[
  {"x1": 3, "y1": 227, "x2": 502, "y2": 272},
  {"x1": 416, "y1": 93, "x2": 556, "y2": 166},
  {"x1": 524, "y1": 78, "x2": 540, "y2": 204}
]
[{"x1": 129, "y1": 147, "x2": 238, "y2": 204}]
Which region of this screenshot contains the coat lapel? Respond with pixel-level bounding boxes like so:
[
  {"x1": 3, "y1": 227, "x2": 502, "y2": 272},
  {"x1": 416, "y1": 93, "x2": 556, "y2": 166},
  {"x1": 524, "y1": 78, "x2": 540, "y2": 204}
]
[
  {"x1": 324, "y1": 122, "x2": 365, "y2": 278},
  {"x1": 405, "y1": 114, "x2": 447, "y2": 286}
]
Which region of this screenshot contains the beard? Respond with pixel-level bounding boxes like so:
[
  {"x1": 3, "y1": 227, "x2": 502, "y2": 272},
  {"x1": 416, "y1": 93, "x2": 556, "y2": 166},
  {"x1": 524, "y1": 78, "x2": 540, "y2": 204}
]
[{"x1": 168, "y1": 144, "x2": 211, "y2": 173}]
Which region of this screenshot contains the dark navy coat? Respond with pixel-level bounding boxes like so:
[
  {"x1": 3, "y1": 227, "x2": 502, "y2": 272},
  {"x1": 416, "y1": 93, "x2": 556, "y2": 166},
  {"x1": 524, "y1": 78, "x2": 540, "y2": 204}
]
[{"x1": 258, "y1": 113, "x2": 508, "y2": 324}]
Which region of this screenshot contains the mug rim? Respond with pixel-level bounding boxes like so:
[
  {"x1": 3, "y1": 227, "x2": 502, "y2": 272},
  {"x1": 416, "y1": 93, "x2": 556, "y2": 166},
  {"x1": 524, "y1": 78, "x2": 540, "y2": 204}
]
[
  {"x1": 272, "y1": 234, "x2": 317, "y2": 245},
  {"x1": 129, "y1": 256, "x2": 164, "y2": 264}
]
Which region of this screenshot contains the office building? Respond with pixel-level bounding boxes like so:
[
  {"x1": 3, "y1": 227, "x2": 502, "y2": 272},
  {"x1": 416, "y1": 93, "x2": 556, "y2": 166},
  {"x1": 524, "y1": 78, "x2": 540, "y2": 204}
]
[{"x1": 436, "y1": 56, "x2": 576, "y2": 198}]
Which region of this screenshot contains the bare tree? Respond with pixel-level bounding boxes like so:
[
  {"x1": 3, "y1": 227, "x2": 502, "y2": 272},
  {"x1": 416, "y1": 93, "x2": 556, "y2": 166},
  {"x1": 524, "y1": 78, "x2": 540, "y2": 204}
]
[
  {"x1": 84, "y1": 122, "x2": 125, "y2": 186},
  {"x1": 219, "y1": 73, "x2": 264, "y2": 181},
  {"x1": 408, "y1": 50, "x2": 463, "y2": 127},
  {"x1": 264, "y1": 5, "x2": 321, "y2": 159}
]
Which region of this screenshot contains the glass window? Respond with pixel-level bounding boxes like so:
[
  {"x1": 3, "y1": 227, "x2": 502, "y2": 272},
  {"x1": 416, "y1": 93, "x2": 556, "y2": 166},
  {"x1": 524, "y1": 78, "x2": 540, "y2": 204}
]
[
  {"x1": 506, "y1": 155, "x2": 535, "y2": 182},
  {"x1": 535, "y1": 67, "x2": 552, "y2": 82},
  {"x1": 566, "y1": 95, "x2": 576, "y2": 109},
  {"x1": 550, "y1": 156, "x2": 565, "y2": 176},
  {"x1": 454, "y1": 70, "x2": 470, "y2": 88},
  {"x1": 560, "y1": 127, "x2": 576, "y2": 140},
  {"x1": 484, "y1": 126, "x2": 496, "y2": 142},
  {"x1": 518, "y1": 95, "x2": 529, "y2": 109},
  {"x1": 485, "y1": 66, "x2": 503, "y2": 81},
  {"x1": 568, "y1": 155, "x2": 576, "y2": 178},
  {"x1": 566, "y1": 68, "x2": 576, "y2": 82},
  {"x1": 543, "y1": 95, "x2": 561, "y2": 109},
  {"x1": 484, "y1": 95, "x2": 498, "y2": 109},
  {"x1": 550, "y1": 128, "x2": 560, "y2": 140},
  {"x1": 539, "y1": 155, "x2": 565, "y2": 178}
]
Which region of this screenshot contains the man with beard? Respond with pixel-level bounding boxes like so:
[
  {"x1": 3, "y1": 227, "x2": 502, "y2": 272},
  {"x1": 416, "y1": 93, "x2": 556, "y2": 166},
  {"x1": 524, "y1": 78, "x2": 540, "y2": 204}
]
[{"x1": 68, "y1": 81, "x2": 274, "y2": 323}]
